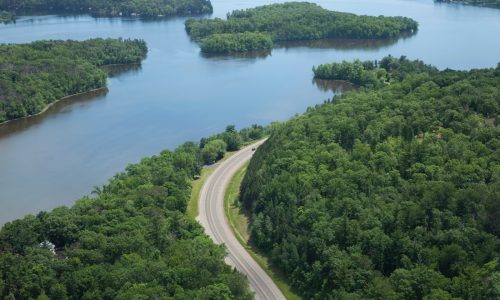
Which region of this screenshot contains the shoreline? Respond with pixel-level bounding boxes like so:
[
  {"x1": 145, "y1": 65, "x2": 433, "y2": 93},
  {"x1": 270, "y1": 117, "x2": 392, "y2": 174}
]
[
  {"x1": 0, "y1": 87, "x2": 108, "y2": 126},
  {"x1": 0, "y1": 62, "x2": 141, "y2": 127}
]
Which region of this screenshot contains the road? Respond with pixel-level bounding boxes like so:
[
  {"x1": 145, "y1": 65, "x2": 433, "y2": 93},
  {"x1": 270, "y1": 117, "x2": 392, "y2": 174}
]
[{"x1": 197, "y1": 140, "x2": 286, "y2": 300}]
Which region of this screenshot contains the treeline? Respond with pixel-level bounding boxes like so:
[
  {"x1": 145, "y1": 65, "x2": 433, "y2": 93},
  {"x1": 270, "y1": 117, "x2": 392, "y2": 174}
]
[
  {"x1": 240, "y1": 58, "x2": 500, "y2": 299},
  {"x1": 185, "y1": 2, "x2": 418, "y2": 53},
  {"x1": 199, "y1": 124, "x2": 269, "y2": 164},
  {"x1": 0, "y1": 38, "x2": 147, "y2": 123},
  {"x1": 0, "y1": 10, "x2": 14, "y2": 23},
  {"x1": 0, "y1": 0, "x2": 212, "y2": 17},
  {"x1": 200, "y1": 32, "x2": 273, "y2": 54},
  {"x1": 0, "y1": 126, "x2": 265, "y2": 299},
  {"x1": 436, "y1": 0, "x2": 500, "y2": 8},
  {"x1": 313, "y1": 56, "x2": 437, "y2": 88}
]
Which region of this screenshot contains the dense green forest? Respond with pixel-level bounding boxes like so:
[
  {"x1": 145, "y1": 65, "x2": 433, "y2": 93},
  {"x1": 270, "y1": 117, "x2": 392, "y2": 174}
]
[
  {"x1": 313, "y1": 56, "x2": 438, "y2": 88},
  {"x1": 241, "y1": 57, "x2": 500, "y2": 299},
  {"x1": 0, "y1": 38, "x2": 147, "y2": 123},
  {"x1": 0, "y1": 0, "x2": 212, "y2": 17},
  {"x1": 0, "y1": 125, "x2": 268, "y2": 299},
  {"x1": 436, "y1": 0, "x2": 500, "y2": 8},
  {"x1": 0, "y1": 10, "x2": 14, "y2": 23},
  {"x1": 185, "y1": 2, "x2": 418, "y2": 53},
  {"x1": 200, "y1": 32, "x2": 273, "y2": 54}
]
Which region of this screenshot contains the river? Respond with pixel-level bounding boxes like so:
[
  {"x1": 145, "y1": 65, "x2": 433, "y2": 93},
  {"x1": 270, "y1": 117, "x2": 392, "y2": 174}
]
[{"x1": 0, "y1": 0, "x2": 499, "y2": 224}]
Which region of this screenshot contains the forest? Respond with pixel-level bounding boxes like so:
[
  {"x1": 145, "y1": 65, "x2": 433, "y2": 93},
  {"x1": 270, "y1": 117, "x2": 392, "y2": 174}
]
[
  {"x1": 0, "y1": 38, "x2": 147, "y2": 123},
  {"x1": 0, "y1": 0, "x2": 212, "y2": 17},
  {"x1": 240, "y1": 57, "x2": 500, "y2": 299},
  {"x1": 0, "y1": 125, "x2": 267, "y2": 299},
  {"x1": 185, "y1": 2, "x2": 418, "y2": 53},
  {"x1": 200, "y1": 32, "x2": 273, "y2": 54},
  {"x1": 313, "y1": 56, "x2": 438, "y2": 89}
]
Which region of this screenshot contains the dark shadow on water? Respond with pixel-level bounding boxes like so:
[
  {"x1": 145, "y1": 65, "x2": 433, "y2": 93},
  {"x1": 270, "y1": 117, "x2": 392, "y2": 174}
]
[
  {"x1": 0, "y1": 88, "x2": 108, "y2": 139},
  {"x1": 313, "y1": 79, "x2": 355, "y2": 94},
  {"x1": 198, "y1": 32, "x2": 417, "y2": 60},
  {"x1": 276, "y1": 36, "x2": 405, "y2": 51},
  {"x1": 0, "y1": 64, "x2": 141, "y2": 139},
  {"x1": 200, "y1": 49, "x2": 272, "y2": 61}
]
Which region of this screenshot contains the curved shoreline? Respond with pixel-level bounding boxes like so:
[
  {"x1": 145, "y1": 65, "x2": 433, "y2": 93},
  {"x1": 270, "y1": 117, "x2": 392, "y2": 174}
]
[
  {"x1": 0, "y1": 87, "x2": 108, "y2": 127},
  {"x1": 0, "y1": 62, "x2": 142, "y2": 127}
]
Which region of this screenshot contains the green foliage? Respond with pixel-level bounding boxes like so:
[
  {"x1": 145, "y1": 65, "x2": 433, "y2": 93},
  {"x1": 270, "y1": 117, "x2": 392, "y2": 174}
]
[
  {"x1": 0, "y1": 10, "x2": 14, "y2": 23},
  {"x1": 0, "y1": 132, "x2": 253, "y2": 299},
  {"x1": 435, "y1": 0, "x2": 500, "y2": 8},
  {"x1": 241, "y1": 60, "x2": 500, "y2": 299},
  {"x1": 202, "y1": 139, "x2": 227, "y2": 164},
  {"x1": 200, "y1": 124, "x2": 267, "y2": 156},
  {"x1": 0, "y1": 38, "x2": 147, "y2": 123},
  {"x1": 0, "y1": 0, "x2": 212, "y2": 17},
  {"x1": 200, "y1": 32, "x2": 273, "y2": 54},
  {"x1": 186, "y1": 2, "x2": 418, "y2": 53},
  {"x1": 313, "y1": 55, "x2": 437, "y2": 88}
]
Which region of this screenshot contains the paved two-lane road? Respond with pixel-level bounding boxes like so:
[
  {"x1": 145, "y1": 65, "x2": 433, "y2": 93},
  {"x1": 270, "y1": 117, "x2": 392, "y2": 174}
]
[{"x1": 197, "y1": 140, "x2": 285, "y2": 300}]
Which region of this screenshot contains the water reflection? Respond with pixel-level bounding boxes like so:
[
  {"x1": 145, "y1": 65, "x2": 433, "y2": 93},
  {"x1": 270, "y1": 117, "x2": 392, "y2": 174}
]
[
  {"x1": 0, "y1": 63, "x2": 140, "y2": 139},
  {"x1": 276, "y1": 36, "x2": 409, "y2": 51},
  {"x1": 200, "y1": 49, "x2": 272, "y2": 60},
  {"x1": 313, "y1": 79, "x2": 355, "y2": 94},
  {"x1": 0, "y1": 88, "x2": 108, "y2": 139},
  {"x1": 199, "y1": 34, "x2": 417, "y2": 61}
]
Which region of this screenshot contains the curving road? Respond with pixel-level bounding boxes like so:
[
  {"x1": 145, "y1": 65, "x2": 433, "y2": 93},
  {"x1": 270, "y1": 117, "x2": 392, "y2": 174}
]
[{"x1": 197, "y1": 140, "x2": 286, "y2": 300}]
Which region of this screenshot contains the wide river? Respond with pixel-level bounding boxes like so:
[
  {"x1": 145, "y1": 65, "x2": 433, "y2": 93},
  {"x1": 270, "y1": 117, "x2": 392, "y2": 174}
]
[{"x1": 0, "y1": 0, "x2": 499, "y2": 224}]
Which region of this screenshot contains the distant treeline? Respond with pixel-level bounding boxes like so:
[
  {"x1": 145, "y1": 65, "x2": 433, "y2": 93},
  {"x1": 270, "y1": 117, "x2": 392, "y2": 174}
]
[
  {"x1": 436, "y1": 0, "x2": 500, "y2": 8},
  {"x1": 0, "y1": 0, "x2": 212, "y2": 17},
  {"x1": 0, "y1": 125, "x2": 265, "y2": 299},
  {"x1": 186, "y1": 2, "x2": 418, "y2": 53},
  {"x1": 0, "y1": 38, "x2": 147, "y2": 123},
  {"x1": 241, "y1": 57, "x2": 500, "y2": 299}
]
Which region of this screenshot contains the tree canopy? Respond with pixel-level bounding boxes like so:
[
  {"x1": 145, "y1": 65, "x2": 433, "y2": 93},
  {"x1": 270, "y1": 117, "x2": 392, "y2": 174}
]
[
  {"x1": 200, "y1": 32, "x2": 273, "y2": 54},
  {"x1": 313, "y1": 56, "x2": 438, "y2": 89},
  {"x1": 241, "y1": 58, "x2": 500, "y2": 299},
  {"x1": 0, "y1": 0, "x2": 212, "y2": 17},
  {"x1": 0, "y1": 127, "x2": 259, "y2": 299},
  {"x1": 185, "y1": 2, "x2": 418, "y2": 53},
  {"x1": 0, "y1": 38, "x2": 147, "y2": 123}
]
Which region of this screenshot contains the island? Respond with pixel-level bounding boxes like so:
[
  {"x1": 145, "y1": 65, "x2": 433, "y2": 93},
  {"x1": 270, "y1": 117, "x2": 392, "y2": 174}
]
[
  {"x1": 200, "y1": 32, "x2": 273, "y2": 54},
  {"x1": 0, "y1": 38, "x2": 147, "y2": 123},
  {"x1": 185, "y1": 2, "x2": 418, "y2": 53},
  {"x1": 240, "y1": 57, "x2": 500, "y2": 299},
  {"x1": 0, "y1": 0, "x2": 213, "y2": 18}
]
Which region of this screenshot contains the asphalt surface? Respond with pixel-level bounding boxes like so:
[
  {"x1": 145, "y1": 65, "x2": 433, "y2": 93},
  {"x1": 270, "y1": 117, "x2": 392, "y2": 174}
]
[{"x1": 197, "y1": 140, "x2": 286, "y2": 300}]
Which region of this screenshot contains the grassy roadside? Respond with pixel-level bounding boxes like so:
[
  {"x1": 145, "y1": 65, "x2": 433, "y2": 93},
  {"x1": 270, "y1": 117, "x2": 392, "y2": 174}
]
[
  {"x1": 187, "y1": 150, "x2": 238, "y2": 219},
  {"x1": 224, "y1": 162, "x2": 302, "y2": 300}
]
